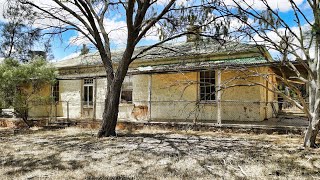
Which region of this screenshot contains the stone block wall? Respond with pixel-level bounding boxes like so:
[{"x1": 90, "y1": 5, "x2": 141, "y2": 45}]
[{"x1": 28, "y1": 67, "x2": 277, "y2": 122}]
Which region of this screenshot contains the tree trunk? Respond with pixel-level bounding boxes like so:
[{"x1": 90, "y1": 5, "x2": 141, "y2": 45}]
[
  {"x1": 96, "y1": 39, "x2": 134, "y2": 138},
  {"x1": 20, "y1": 109, "x2": 31, "y2": 128},
  {"x1": 304, "y1": 77, "x2": 320, "y2": 147},
  {"x1": 305, "y1": 0, "x2": 320, "y2": 148},
  {"x1": 97, "y1": 81, "x2": 122, "y2": 137},
  {"x1": 304, "y1": 82, "x2": 319, "y2": 147},
  {"x1": 304, "y1": 119, "x2": 319, "y2": 148},
  {"x1": 22, "y1": 116, "x2": 31, "y2": 128}
]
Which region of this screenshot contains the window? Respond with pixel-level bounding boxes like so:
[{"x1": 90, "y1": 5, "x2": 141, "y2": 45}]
[
  {"x1": 121, "y1": 76, "x2": 133, "y2": 103},
  {"x1": 83, "y1": 79, "x2": 94, "y2": 107},
  {"x1": 52, "y1": 81, "x2": 59, "y2": 102},
  {"x1": 200, "y1": 71, "x2": 215, "y2": 101}
]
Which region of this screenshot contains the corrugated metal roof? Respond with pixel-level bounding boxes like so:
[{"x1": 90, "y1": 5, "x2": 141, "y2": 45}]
[
  {"x1": 210, "y1": 56, "x2": 267, "y2": 66},
  {"x1": 56, "y1": 57, "x2": 273, "y2": 79},
  {"x1": 54, "y1": 40, "x2": 265, "y2": 68},
  {"x1": 130, "y1": 56, "x2": 269, "y2": 74}
]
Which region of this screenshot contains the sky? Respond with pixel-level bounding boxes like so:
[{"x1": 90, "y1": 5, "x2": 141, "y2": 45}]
[{"x1": 0, "y1": 0, "x2": 314, "y2": 62}]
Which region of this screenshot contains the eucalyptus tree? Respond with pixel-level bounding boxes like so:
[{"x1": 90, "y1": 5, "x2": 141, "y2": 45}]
[
  {"x1": 214, "y1": 0, "x2": 320, "y2": 147},
  {"x1": 12, "y1": 0, "x2": 227, "y2": 137},
  {"x1": 0, "y1": 1, "x2": 45, "y2": 62}
]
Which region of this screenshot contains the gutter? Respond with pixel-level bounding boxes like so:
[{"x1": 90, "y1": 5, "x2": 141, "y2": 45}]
[{"x1": 56, "y1": 61, "x2": 280, "y2": 80}]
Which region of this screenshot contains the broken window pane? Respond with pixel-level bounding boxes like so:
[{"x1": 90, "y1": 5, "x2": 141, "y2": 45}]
[
  {"x1": 200, "y1": 71, "x2": 215, "y2": 101},
  {"x1": 121, "y1": 90, "x2": 132, "y2": 103},
  {"x1": 121, "y1": 76, "x2": 133, "y2": 103}
]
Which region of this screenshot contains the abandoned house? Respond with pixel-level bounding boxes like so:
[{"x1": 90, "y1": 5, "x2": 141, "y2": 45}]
[{"x1": 28, "y1": 37, "x2": 279, "y2": 123}]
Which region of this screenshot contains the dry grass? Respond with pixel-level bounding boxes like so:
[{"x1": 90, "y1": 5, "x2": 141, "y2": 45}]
[{"x1": 0, "y1": 127, "x2": 320, "y2": 180}]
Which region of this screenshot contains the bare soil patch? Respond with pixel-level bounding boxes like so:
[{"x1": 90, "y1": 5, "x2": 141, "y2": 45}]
[{"x1": 0, "y1": 127, "x2": 319, "y2": 179}]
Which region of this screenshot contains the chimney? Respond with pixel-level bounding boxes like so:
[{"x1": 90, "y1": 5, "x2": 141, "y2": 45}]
[{"x1": 186, "y1": 25, "x2": 201, "y2": 42}]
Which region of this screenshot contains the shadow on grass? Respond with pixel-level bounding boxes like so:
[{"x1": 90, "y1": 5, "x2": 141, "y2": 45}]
[
  {"x1": 0, "y1": 129, "x2": 319, "y2": 178},
  {"x1": 85, "y1": 175, "x2": 134, "y2": 180}
]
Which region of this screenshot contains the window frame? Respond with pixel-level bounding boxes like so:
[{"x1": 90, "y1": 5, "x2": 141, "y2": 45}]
[
  {"x1": 83, "y1": 78, "x2": 94, "y2": 107},
  {"x1": 120, "y1": 75, "x2": 133, "y2": 104},
  {"x1": 52, "y1": 81, "x2": 59, "y2": 102},
  {"x1": 199, "y1": 70, "x2": 216, "y2": 102}
]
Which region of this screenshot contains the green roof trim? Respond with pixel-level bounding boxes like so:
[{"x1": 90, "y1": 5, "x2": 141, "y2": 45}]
[{"x1": 209, "y1": 56, "x2": 267, "y2": 65}]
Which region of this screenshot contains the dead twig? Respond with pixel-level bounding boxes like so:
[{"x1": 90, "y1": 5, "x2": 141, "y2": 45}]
[
  {"x1": 223, "y1": 159, "x2": 247, "y2": 177},
  {"x1": 238, "y1": 165, "x2": 247, "y2": 177}
]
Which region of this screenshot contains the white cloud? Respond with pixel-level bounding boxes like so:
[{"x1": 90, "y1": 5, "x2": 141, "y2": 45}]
[
  {"x1": 32, "y1": 0, "x2": 78, "y2": 29},
  {"x1": 68, "y1": 18, "x2": 127, "y2": 47},
  {"x1": 0, "y1": 0, "x2": 7, "y2": 21},
  {"x1": 58, "y1": 52, "x2": 80, "y2": 61},
  {"x1": 106, "y1": 19, "x2": 128, "y2": 46},
  {"x1": 250, "y1": 22, "x2": 313, "y2": 60},
  {"x1": 300, "y1": 1, "x2": 312, "y2": 10},
  {"x1": 157, "y1": 0, "x2": 189, "y2": 6},
  {"x1": 225, "y1": 0, "x2": 305, "y2": 12},
  {"x1": 143, "y1": 24, "x2": 161, "y2": 41},
  {"x1": 69, "y1": 17, "x2": 160, "y2": 48},
  {"x1": 2, "y1": 0, "x2": 310, "y2": 60},
  {"x1": 228, "y1": 17, "x2": 254, "y2": 32},
  {"x1": 0, "y1": 1, "x2": 159, "y2": 51}
]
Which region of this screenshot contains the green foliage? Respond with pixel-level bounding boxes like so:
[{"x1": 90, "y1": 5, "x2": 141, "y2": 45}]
[
  {"x1": 156, "y1": 0, "x2": 230, "y2": 41},
  {"x1": 0, "y1": 0, "x2": 49, "y2": 62},
  {"x1": 0, "y1": 57, "x2": 56, "y2": 120},
  {"x1": 0, "y1": 22, "x2": 42, "y2": 61}
]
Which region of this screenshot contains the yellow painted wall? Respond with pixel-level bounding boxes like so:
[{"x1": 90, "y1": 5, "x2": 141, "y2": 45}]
[
  {"x1": 132, "y1": 74, "x2": 149, "y2": 103},
  {"x1": 28, "y1": 67, "x2": 277, "y2": 122},
  {"x1": 131, "y1": 68, "x2": 277, "y2": 122},
  {"x1": 148, "y1": 72, "x2": 198, "y2": 120},
  {"x1": 259, "y1": 67, "x2": 278, "y2": 119},
  {"x1": 95, "y1": 78, "x2": 107, "y2": 119},
  {"x1": 58, "y1": 80, "x2": 82, "y2": 118},
  {"x1": 28, "y1": 83, "x2": 52, "y2": 117}
]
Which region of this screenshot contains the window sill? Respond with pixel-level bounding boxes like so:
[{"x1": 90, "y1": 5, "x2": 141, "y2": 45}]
[
  {"x1": 199, "y1": 100, "x2": 218, "y2": 105},
  {"x1": 119, "y1": 103, "x2": 134, "y2": 107},
  {"x1": 83, "y1": 106, "x2": 93, "y2": 109}
]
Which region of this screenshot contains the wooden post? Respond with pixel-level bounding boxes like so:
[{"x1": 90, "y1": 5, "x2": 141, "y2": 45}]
[
  {"x1": 66, "y1": 101, "x2": 69, "y2": 121},
  {"x1": 265, "y1": 76, "x2": 269, "y2": 120},
  {"x1": 49, "y1": 85, "x2": 53, "y2": 125},
  {"x1": 55, "y1": 101, "x2": 58, "y2": 122},
  {"x1": 195, "y1": 72, "x2": 199, "y2": 124},
  {"x1": 217, "y1": 70, "x2": 222, "y2": 125},
  {"x1": 148, "y1": 74, "x2": 152, "y2": 121},
  {"x1": 93, "y1": 78, "x2": 97, "y2": 120}
]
